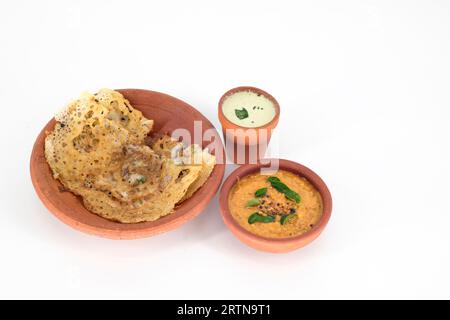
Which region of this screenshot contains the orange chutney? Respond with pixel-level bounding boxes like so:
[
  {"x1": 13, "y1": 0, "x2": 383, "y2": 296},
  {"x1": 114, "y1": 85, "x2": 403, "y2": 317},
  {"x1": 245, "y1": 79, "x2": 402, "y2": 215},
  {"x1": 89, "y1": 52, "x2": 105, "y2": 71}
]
[{"x1": 228, "y1": 170, "x2": 323, "y2": 239}]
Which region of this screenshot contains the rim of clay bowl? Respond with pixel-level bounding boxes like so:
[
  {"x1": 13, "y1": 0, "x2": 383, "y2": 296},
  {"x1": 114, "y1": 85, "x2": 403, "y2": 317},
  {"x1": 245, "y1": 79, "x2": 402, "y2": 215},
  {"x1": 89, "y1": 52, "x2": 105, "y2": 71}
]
[
  {"x1": 218, "y1": 86, "x2": 280, "y2": 131},
  {"x1": 219, "y1": 159, "x2": 332, "y2": 253}
]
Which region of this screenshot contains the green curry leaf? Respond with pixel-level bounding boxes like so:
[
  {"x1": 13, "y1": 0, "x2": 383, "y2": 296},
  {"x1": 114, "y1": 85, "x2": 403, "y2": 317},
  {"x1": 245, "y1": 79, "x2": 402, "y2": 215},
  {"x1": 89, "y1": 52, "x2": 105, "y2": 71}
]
[
  {"x1": 235, "y1": 108, "x2": 249, "y2": 120},
  {"x1": 280, "y1": 213, "x2": 297, "y2": 225},
  {"x1": 267, "y1": 176, "x2": 301, "y2": 203},
  {"x1": 248, "y1": 212, "x2": 275, "y2": 224},
  {"x1": 254, "y1": 187, "x2": 267, "y2": 197},
  {"x1": 246, "y1": 198, "x2": 260, "y2": 207}
]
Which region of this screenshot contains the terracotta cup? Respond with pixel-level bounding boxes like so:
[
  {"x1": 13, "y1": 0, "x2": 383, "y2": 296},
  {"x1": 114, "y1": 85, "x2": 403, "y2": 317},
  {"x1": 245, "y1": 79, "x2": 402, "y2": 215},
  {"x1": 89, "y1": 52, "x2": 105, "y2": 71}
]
[
  {"x1": 30, "y1": 89, "x2": 225, "y2": 239},
  {"x1": 218, "y1": 86, "x2": 280, "y2": 164},
  {"x1": 219, "y1": 159, "x2": 332, "y2": 253}
]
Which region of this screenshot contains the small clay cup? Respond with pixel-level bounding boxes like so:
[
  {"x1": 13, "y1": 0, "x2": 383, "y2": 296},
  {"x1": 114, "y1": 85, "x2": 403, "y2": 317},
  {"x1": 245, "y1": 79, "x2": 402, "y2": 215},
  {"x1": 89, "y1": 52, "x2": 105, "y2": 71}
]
[
  {"x1": 219, "y1": 159, "x2": 332, "y2": 253},
  {"x1": 218, "y1": 86, "x2": 280, "y2": 164}
]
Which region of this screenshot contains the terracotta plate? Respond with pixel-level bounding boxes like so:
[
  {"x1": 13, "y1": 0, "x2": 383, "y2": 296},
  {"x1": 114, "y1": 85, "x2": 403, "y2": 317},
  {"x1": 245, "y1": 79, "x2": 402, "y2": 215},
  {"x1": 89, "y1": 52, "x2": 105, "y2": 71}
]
[{"x1": 30, "y1": 89, "x2": 225, "y2": 239}]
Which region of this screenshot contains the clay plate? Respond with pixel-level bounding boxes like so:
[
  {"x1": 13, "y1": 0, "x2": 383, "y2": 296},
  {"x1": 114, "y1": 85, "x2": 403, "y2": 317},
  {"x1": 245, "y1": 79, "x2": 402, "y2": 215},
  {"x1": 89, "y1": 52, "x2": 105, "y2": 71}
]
[
  {"x1": 218, "y1": 86, "x2": 281, "y2": 164},
  {"x1": 30, "y1": 89, "x2": 225, "y2": 239},
  {"x1": 219, "y1": 159, "x2": 332, "y2": 253}
]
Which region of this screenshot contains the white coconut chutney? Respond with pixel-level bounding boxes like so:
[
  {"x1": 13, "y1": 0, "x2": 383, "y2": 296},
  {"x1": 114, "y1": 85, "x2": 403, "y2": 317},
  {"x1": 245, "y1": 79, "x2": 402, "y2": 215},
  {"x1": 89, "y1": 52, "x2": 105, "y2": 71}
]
[{"x1": 222, "y1": 90, "x2": 276, "y2": 128}]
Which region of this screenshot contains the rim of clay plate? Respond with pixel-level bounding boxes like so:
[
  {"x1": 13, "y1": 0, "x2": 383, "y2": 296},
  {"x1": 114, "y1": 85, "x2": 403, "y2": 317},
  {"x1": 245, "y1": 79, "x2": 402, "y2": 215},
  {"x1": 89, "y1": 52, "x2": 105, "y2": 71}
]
[
  {"x1": 219, "y1": 159, "x2": 332, "y2": 253},
  {"x1": 218, "y1": 86, "x2": 281, "y2": 131}
]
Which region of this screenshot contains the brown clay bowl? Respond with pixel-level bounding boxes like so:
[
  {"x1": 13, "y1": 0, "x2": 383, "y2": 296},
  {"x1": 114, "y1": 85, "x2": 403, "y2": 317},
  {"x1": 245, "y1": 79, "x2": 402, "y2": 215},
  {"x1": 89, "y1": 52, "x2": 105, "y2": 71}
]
[
  {"x1": 30, "y1": 89, "x2": 225, "y2": 239},
  {"x1": 219, "y1": 159, "x2": 332, "y2": 253},
  {"x1": 218, "y1": 86, "x2": 280, "y2": 164}
]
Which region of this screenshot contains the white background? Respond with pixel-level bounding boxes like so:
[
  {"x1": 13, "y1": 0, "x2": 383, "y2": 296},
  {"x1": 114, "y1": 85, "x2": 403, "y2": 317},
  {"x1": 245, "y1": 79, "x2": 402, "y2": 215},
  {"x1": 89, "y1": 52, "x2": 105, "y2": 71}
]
[{"x1": 0, "y1": 0, "x2": 449, "y2": 299}]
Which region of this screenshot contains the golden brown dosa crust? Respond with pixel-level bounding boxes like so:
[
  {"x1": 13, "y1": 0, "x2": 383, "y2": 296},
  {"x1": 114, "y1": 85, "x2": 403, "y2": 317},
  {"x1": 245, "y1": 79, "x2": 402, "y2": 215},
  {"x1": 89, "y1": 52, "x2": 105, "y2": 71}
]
[{"x1": 44, "y1": 89, "x2": 214, "y2": 223}]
